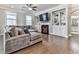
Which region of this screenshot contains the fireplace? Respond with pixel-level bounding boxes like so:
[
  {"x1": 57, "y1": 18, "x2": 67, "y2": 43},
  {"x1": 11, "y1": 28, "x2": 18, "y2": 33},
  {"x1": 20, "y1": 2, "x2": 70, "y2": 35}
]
[{"x1": 41, "y1": 25, "x2": 49, "y2": 34}]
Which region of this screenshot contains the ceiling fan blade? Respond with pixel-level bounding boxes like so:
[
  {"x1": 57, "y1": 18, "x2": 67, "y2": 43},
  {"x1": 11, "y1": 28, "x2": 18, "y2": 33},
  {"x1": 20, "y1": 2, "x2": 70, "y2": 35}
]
[
  {"x1": 26, "y1": 4, "x2": 32, "y2": 7},
  {"x1": 32, "y1": 6, "x2": 37, "y2": 8},
  {"x1": 32, "y1": 8, "x2": 37, "y2": 11},
  {"x1": 29, "y1": 4, "x2": 32, "y2": 7},
  {"x1": 26, "y1": 4, "x2": 37, "y2": 11},
  {"x1": 26, "y1": 4, "x2": 29, "y2": 6}
]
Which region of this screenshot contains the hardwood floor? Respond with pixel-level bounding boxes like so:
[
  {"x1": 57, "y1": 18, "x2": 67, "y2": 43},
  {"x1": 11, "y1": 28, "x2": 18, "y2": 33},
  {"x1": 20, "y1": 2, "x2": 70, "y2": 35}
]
[{"x1": 13, "y1": 34, "x2": 79, "y2": 54}]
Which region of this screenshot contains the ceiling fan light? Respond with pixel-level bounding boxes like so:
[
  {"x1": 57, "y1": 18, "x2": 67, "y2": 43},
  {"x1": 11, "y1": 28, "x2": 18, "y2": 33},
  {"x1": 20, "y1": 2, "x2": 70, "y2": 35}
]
[{"x1": 28, "y1": 7, "x2": 32, "y2": 10}]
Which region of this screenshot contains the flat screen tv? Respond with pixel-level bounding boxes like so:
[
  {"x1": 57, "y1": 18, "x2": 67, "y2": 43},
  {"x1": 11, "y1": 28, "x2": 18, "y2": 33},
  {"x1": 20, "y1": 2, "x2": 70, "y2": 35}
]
[{"x1": 39, "y1": 13, "x2": 49, "y2": 22}]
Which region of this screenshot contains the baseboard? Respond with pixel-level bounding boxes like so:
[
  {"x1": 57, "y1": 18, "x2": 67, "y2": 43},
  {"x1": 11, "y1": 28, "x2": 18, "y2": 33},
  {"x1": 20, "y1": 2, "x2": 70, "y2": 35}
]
[
  {"x1": 68, "y1": 34, "x2": 72, "y2": 37},
  {"x1": 64, "y1": 34, "x2": 72, "y2": 38},
  {"x1": 71, "y1": 32, "x2": 79, "y2": 34},
  {"x1": 49, "y1": 33, "x2": 72, "y2": 38},
  {"x1": 49, "y1": 33, "x2": 68, "y2": 38}
]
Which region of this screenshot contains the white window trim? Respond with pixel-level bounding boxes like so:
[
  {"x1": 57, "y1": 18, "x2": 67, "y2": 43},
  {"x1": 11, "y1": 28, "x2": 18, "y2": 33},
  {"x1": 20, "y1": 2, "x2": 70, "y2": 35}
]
[
  {"x1": 26, "y1": 15, "x2": 32, "y2": 26},
  {"x1": 6, "y1": 12, "x2": 17, "y2": 26}
]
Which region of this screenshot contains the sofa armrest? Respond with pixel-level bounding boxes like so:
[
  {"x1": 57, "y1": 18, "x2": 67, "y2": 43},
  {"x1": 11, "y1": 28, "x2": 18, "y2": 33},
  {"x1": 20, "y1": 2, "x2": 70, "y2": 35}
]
[{"x1": 5, "y1": 34, "x2": 30, "y2": 53}]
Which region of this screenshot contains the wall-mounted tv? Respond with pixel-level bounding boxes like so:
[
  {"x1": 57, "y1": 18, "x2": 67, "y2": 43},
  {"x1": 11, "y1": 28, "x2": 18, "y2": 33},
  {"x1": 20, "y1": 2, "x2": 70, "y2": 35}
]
[{"x1": 39, "y1": 13, "x2": 49, "y2": 22}]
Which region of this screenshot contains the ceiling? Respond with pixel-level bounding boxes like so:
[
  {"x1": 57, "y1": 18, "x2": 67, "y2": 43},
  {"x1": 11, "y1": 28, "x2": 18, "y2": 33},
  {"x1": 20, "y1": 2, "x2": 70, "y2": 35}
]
[{"x1": 0, "y1": 4, "x2": 60, "y2": 15}]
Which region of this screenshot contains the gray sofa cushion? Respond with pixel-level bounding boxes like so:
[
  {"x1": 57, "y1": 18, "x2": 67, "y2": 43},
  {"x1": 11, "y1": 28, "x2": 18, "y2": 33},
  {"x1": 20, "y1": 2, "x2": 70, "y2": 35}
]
[{"x1": 30, "y1": 32, "x2": 41, "y2": 41}]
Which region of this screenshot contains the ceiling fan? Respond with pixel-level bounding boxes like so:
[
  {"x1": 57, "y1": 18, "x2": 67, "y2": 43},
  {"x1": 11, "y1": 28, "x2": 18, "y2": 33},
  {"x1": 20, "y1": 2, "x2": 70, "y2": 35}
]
[{"x1": 26, "y1": 4, "x2": 37, "y2": 11}]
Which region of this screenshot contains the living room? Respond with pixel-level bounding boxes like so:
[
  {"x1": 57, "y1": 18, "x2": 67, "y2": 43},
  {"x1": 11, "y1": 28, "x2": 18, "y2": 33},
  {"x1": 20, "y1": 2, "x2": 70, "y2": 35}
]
[{"x1": 0, "y1": 4, "x2": 79, "y2": 54}]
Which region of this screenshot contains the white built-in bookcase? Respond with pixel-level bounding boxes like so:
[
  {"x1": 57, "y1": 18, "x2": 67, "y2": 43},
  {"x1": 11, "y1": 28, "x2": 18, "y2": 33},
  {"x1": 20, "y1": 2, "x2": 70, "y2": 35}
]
[{"x1": 35, "y1": 5, "x2": 71, "y2": 38}]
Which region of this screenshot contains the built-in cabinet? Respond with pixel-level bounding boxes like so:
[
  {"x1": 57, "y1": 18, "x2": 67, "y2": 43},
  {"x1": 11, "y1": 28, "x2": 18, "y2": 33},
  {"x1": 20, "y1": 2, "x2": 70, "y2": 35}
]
[
  {"x1": 52, "y1": 9, "x2": 67, "y2": 37},
  {"x1": 52, "y1": 9, "x2": 66, "y2": 26},
  {"x1": 35, "y1": 5, "x2": 70, "y2": 38}
]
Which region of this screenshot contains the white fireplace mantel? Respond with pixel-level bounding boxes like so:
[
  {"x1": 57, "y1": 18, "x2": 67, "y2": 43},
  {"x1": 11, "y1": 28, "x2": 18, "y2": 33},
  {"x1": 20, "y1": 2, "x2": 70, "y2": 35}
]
[{"x1": 40, "y1": 22, "x2": 50, "y2": 25}]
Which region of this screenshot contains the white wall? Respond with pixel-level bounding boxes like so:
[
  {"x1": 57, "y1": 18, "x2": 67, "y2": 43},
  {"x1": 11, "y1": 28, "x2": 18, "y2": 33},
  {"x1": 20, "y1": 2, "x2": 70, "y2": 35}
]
[
  {"x1": 70, "y1": 4, "x2": 79, "y2": 34},
  {"x1": 0, "y1": 7, "x2": 27, "y2": 34},
  {"x1": 0, "y1": 9, "x2": 5, "y2": 35},
  {"x1": 5, "y1": 9, "x2": 26, "y2": 26},
  {"x1": 17, "y1": 12, "x2": 26, "y2": 26},
  {"x1": 0, "y1": 9, "x2": 6, "y2": 54}
]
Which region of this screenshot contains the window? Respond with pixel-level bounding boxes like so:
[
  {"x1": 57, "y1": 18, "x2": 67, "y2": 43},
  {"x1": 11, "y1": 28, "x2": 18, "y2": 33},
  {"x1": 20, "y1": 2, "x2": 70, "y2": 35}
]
[
  {"x1": 6, "y1": 12, "x2": 17, "y2": 26},
  {"x1": 26, "y1": 16, "x2": 32, "y2": 26}
]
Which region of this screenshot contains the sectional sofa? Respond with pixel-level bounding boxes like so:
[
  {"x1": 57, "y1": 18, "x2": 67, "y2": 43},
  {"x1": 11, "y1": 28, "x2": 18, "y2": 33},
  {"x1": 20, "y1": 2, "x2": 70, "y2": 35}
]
[{"x1": 5, "y1": 26, "x2": 42, "y2": 53}]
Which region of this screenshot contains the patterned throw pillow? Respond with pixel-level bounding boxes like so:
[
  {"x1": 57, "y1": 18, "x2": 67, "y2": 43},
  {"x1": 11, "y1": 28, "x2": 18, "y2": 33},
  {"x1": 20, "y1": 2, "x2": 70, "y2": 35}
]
[
  {"x1": 10, "y1": 27, "x2": 15, "y2": 36},
  {"x1": 10, "y1": 27, "x2": 19, "y2": 36},
  {"x1": 5, "y1": 32, "x2": 10, "y2": 39},
  {"x1": 18, "y1": 30, "x2": 25, "y2": 35}
]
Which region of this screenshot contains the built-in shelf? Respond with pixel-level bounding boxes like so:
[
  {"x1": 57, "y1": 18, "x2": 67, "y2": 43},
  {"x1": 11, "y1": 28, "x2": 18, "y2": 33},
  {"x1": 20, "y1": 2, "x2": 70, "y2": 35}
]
[{"x1": 35, "y1": 5, "x2": 70, "y2": 38}]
